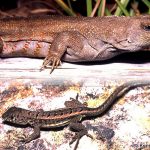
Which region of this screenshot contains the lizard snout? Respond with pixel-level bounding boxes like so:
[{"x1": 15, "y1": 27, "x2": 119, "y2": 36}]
[{"x1": 2, "y1": 107, "x2": 18, "y2": 122}]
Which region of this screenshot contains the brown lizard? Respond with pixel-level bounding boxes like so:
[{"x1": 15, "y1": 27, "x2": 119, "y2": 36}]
[
  {"x1": 0, "y1": 15, "x2": 150, "y2": 73},
  {"x1": 2, "y1": 80, "x2": 150, "y2": 150}
]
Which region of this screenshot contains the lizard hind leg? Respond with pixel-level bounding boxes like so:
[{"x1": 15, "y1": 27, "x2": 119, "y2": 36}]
[{"x1": 69, "y1": 120, "x2": 93, "y2": 150}]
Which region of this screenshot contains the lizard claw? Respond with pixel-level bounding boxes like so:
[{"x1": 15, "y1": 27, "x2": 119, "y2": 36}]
[
  {"x1": 40, "y1": 54, "x2": 61, "y2": 74},
  {"x1": 69, "y1": 131, "x2": 93, "y2": 150},
  {"x1": 19, "y1": 137, "x2": 28, "y2": 144},
  {"x1": 50, "y1": 57, "x2": 61, "y2": 74}
]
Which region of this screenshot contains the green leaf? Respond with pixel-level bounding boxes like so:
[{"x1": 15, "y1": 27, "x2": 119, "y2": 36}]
[
  {"x1": 55, "y1": 0, "x2": 76, "y2": 16},
  {"x1": 86, "y1": 0, "x2": 93, "y2": 16},
  {"x1": 115, "y1": 0, "x2": 130, "y2": 16}
]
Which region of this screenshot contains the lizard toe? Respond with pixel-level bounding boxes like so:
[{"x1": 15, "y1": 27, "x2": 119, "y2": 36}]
[
  {"x1": 41, "y1": 54, "x2": 61, "y2": 73},
  {"x1": 50, "y1": 57, "x2": 61, "y2": 74}
]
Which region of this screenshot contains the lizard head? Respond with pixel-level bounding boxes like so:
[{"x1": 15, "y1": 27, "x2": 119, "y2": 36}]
[
  {"x1": 2, "y1": 107, "x2": 28, "y2": 125},
  {"x1": 125, "y1": 16, "x2": 150, "y2": 51},
  {"x1": 110, "y1": 16, "x2": 150, "y2": 52}
]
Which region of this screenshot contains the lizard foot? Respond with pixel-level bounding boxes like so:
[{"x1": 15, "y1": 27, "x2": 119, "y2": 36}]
[
  {"x1": 19, "y1": 136, "x2": 32, "y2": 144},
  {"x1": 40, "y1": 54, "x2": 61, "y2": 74},
  {"x1": 18, "y1": 138, "x2": 29, "y2": 144},
  {"x1": 69, "y1": 131, "x2": 93, "y2": 150}
]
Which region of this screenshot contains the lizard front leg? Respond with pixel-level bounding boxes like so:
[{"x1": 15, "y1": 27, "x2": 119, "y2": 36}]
[
  {"x1": 65, "y1": 93, "x2": 88, "y2": 108},
  {"x1": 21, "y1": 125, "x2": 40, "y2": 143},
  {"x1": 41, "y1": 31, "x2": 85, "y2": 73}
]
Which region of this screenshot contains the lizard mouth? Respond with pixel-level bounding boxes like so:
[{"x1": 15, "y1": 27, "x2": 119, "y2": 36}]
[
  {"x1": 142, "y1": 45, "x2": 150, "y2": 51},
  {"x1": 106, "y1": 40, "x2": 143, "y2": 52},
  {"x1": 2, "y1": 116, "x2": 11, "y2": 122},
  {"x1": 2, "y1": 113, "x2": 14, "y2": 123},
  {"x1": 2, "y1": 118, "x2": 10, "y2": 123}
]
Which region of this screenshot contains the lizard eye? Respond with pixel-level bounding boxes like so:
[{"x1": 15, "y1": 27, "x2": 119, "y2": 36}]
[
  {"x1": 10, "y1": 115, "x2": 15, "y2": 122},
  {"x1": 144, "y1": 25, "x2": 150, "y2": 31},
  {"x1": 141, "y1": 23, "x2": 150, "y2": 31}
]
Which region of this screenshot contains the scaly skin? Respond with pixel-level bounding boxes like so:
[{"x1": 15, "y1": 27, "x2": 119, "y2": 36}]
[
  {"x1": 2, "y1": 80, "x2": 150, "y2": 150},
  {"x1": 0, "y1": 15, "x2": 150, "y2": 73}
]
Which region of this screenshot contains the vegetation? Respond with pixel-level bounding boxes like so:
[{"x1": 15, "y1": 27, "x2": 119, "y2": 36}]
[{"x1": 0, "y1": 0, "x2": 149, "y2": 18}]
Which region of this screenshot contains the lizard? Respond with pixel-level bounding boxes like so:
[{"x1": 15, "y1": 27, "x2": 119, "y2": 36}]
[
  {"x1": 2, "y1": 80, "x2": 150, "y2": 150},
  {"x1": 0, "y1": 15, "x2": 150, "y2": 73}
]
